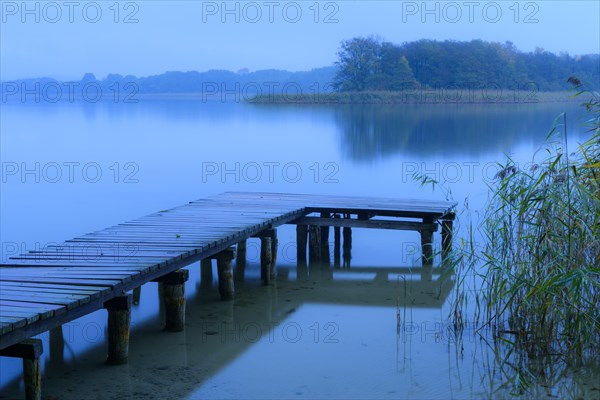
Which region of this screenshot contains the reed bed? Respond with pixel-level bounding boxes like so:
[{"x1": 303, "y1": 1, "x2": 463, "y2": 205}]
[
  {"x1": 431, "y1": 83, "x2": 600, "y2": 395},
  {"x1": 476, "y1": 85, "x2": 599, "y2": 359}
]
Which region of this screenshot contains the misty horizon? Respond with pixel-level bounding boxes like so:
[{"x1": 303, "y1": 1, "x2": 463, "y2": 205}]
[
  {"x1": 2, "y1": 1, "x2": 598, "y2": 81},
  {"x1": 4, "y1": 37, "x2": 599, "y2": 83}
]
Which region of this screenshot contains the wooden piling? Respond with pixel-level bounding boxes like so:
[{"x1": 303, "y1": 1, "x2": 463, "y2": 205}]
[
  {"x1": 297, "y1": 259, "x2": 308, "y2": 280},
  {"x1": 105, "y1": 294, "x2": 132, "y2": 365},
  {"x1": 441, "y1": 213, "x2": 455, "y2": 263},
  {"x1": 308, "y1": 225, "x2": 321, "y2": 265},
  {"x1": 201, "y1": 258, "x2": 213, "y2": 282},
  {"x1": 157, "y1": 282, "x2": 165, "y2": 321},
  {"x1": 260, "y1": 236, "x2": 273, "y2": 285},
  {"x1": 342, "y1": 224, "x2": 352, "y2": 268},
  {"x1": 420, "y1": 217, "x2": 435, "y2": 266},
  {"x1": 235, "y1": 240, "x2": 247, "y2": 281},
  {"x1": 296, "y1": 224, "x2": 308, "y2": 263},
  {"x1": 320, "y1": 212, "x2": 331, "y2": 264},
  {"x1": 23, "y1": 357, "x2": 41, "y2": 400},
  {"x1": 421, "y1": 264, "x2": 433, "y2": 281},
  {"x1": 49, "y1": 326, "x2": 64, "y2": 364},
  {"x1": 154, "y1": 270, "x2": 189, "y2": 332},
  {"x1": 270, "y1": 230, "x2": 278, "y2": 281},
  {"x1": 217, "y1": 248, "x2": 235, "y2": 300},
  {"x1": 132, "y1": 287, "x2": 141, "y2": 305},
  {"x1": 333, "y1": 215, "x2": 341, "y2": 268},
  {"x1": 0, "y1": 339, "x2": 43, "y2": 400}
]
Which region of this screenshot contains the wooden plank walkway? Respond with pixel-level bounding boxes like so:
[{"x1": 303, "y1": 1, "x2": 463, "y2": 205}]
[{"x1": 0, "y1": 191, "x2": 456, "y2": 399}]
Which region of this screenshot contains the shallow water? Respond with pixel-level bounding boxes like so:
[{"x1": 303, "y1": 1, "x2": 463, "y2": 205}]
[
  {"x1": 2, "y1": 258, "x2": 598, "y2": 399},
  {"x1": 1, "y1": 99, "x2": 598, "y2": 399}
]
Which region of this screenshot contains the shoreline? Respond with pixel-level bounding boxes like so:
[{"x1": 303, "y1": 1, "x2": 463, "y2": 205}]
[
  {"x1": 247, "y1": 90, "x2": 581, "y2": 105},
  {"x1": 0, "y1": 90, "x2": 583, "y2": 105}
]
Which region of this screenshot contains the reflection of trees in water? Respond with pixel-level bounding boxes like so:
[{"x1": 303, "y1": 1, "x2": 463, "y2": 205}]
[
  {"x1": 334, "y1": 103, "x2": 585, "y2": 161},
  {"x1": 45, "y1": 100, "x2": 586, "y2": 162}
]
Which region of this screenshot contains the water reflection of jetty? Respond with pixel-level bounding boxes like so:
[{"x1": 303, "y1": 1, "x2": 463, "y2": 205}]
[{"x1": 0, "y1": 192, "x2": 455, "y2": 399}]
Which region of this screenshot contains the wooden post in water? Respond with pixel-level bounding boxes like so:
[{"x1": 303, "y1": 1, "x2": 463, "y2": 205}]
[
  {"x1": 49, "y1": 326, "x2": 64, "y2": 365},
  {"x1": 132, "y1": 287, "x2": 141, "y2": 305},
  {"x1": 420, "y1": 216, "x2": 435, "y2": 266},
  {"x1": 201, "y1": 259, "x2": 213, "y2": 283},
  {"x1": 154, "y1": 269, "x2": 189, "y2": 332},
  {"x1": 320, "y1": 212, "x2": 331, "y2": 264},
  {"x1": 157, "y1": 282, "x2": 165, "y2": 321},
  {"x1": 333, "y1": 214, "x2": 341, "y2": 268},
  {"x1": 342, "y1": 221, "x2": 352, "y2": 268},
  {"x1": 421, "y1": 264, "x2": 433, "y2": 281},
  {"x1": 23, "y1": 342, "x2": 42, "y2": 400},
  {"x1": 217, "y1": 247, "x2": 235, "y2": 300},
  {"x1": 270, "y1": 229, "x2": 278, "y2": 281},
  {"x1": 235, "y1": 240, "x2": 247, "y2": 282},
  {"x1": 0, "y1": 339, "x2": 43, "y2": 400},
  {"x1": 260, "y1": 236, "x2": 273, "y2": 284},
  {"x1": 308, "y1": 225, "x2": 321, "y2": 265},
  {"x1": 105, "y1": 294, "x2": 132, "y2": 365},
  {"x1": 296, "y1": 224, "x2": 308, "y2": 264},
  {"x1": 441, "y1": 213, "x2": 455, "y2": 264}
]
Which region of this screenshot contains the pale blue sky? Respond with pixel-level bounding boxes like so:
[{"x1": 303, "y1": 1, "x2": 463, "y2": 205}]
[{"x1": 1, "y1": 0, "x2": 599, "y2": 80}]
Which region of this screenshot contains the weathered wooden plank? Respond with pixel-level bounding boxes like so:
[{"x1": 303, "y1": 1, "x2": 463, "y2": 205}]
[
  {"x1": 0, "y1": 276, "x2": 121, "y2": 286},
  {"x1": 0, "y1": 317, "x2": 26, "y2": 335},
  {"x1": 10, "y1": 254, "x2": 172, "y2": 264},
  {"x1": 0, "y1": 290, "x2": 90, "y2": 308},
  {"x1": 0, "y1": 285, "x2": 100, "y2": 297},
  {"x1": 68, "y1": 235, "x2": 219, "y2": 244},
  {"x1": 1, "y1": 270, "x2": 139, "y2": 279},
  {"x1": 24, "y1": 249, "x2": 189, "y2": 259},
  {"x1": 219, "y1": 192, "x2": 456, "y2": 215},
  {"x1": 2, "y1": 266, "x2": 147, "y2": 274},
  {"x1": 1, "y1": 299, "x2": 69, "y2": 313},
  {"x1": 0, "y1": 282, "x2": 110, "y2": 294},
  {"x1": 0, "y1": 274, "x2": 133, "y2": 286},
  {"x1": 3, "y1": 258, "x2": 169, "y2": 268},
  {"x1": 0, "y1": 307, "x2": 43, "y2": 324},
  {"x1": 291, "y1": 216, "x2": 439, "y2": 232}
]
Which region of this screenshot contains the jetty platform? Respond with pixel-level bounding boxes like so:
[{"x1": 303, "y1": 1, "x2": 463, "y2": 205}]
[{"x1": 0, "y1": 192, "x2": 456, "y2": 399}]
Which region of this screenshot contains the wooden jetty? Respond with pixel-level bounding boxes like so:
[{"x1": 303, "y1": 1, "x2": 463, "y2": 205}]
[
  {"x1": 0, "y1": 265, "x2": 455, "y2": 398},
  {"x1": 0, "y1": 192, "x2": 456, "y2": 399}
]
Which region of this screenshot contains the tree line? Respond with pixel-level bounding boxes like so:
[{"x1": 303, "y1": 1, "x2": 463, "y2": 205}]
[{"x1": 333, "y1": 37, "x2": 599, "y2": 92}]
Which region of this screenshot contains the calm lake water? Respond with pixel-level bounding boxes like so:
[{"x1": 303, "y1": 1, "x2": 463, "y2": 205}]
[{"x1": 1, "y1": 98, "x2": 598, "y2": 399}]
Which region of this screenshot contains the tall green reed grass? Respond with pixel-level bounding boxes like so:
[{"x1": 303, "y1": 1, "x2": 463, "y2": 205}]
[
  {"x1": 416, "y1": 80, "x2": 599, "y2": 395},
  {"x1": 476, "y1": 83, "x2": 599, "y2": 361}
]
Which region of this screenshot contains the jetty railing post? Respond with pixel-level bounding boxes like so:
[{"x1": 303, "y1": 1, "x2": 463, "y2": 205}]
[
  {"x1": 217, "y1": 247, "x2": 236, "y2": 300},
  {"x1": 260, "y1": 236, "x2": 273, "y2": 284},
  {"x1": 420, "y1": 216, "x2": 435, "y2": 266},
  {"x1": 201, "y1": 258, "x2": 213, "y2": 283},
  {"x1": 441, "y1": 213, "x2": 455, "y2": 264},
  {"x1": 104, "y1": 293, "x2": 132, "y2": 365},
  {"x1": 296, "y1": 224, "x2": 308, "y2": 264},
  {"x1": 308, "y1": 225, "x2": 321, "y2": 266},
  {"x1": 0, "y1": 339, "x2": 43, "y2": 400},
  {"x1": 235, "y1": 240, "x2": 247, "y2": 281},
  {"x1": 154, "y1": 269, "x2": 189, "y2": 332},
  {"x1": 333, "y1": 214, "x2": 341, "y2": 268}
]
